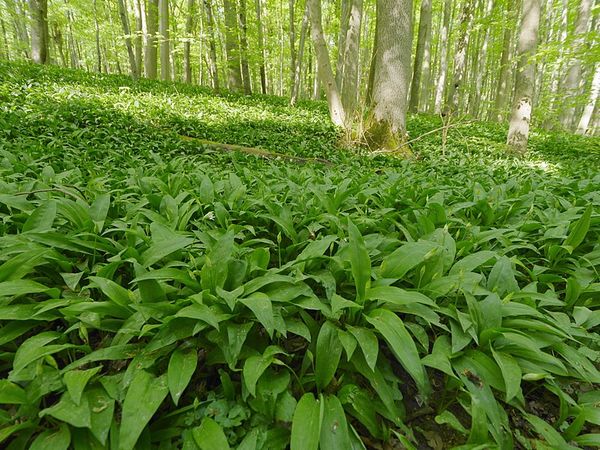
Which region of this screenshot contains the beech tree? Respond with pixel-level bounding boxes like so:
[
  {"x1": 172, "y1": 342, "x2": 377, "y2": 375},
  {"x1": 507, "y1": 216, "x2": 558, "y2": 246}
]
[{"x1": 28, "y1": 0, "x2": 48, "y2": 64}]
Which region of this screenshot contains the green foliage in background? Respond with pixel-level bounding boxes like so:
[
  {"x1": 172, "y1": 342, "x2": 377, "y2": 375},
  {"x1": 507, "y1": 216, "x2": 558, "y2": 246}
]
[{"x1": 0, "y1": 62, "x2": 599, "y2": 449}]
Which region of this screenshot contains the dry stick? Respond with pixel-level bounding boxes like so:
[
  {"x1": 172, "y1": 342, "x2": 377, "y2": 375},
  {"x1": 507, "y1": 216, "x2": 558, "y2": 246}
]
[{"x1": 179, "y1": 135, "x2": 334, "y2": 165}]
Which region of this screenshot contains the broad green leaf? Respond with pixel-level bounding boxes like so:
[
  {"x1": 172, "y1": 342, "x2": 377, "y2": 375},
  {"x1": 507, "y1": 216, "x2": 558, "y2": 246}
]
[
  {"x1": 88, "y1": 276, "x2": 132, "y2": 307},
  {"x1": 365, "y1": 309, "x2": 430, "y2": 395},
  {"x1": 119, "y1": 371, "x2": 169, "y2": 450},
  {"x1": 320, "y1": 395, "x2": 351, "y2": 450},
  {"x1": 380, "y1": 241, "x2": 438, "y2": 279},
  {"x1": 487, "y1": 256, "x2": 519, "y2": 296},
  {"x1": 176, "y1": 303, "x2": 222, "y2": 330},
  {"x1": 0, "y1": 279, "x2": 49, "y2": 297},
  {"x1": 347, "y1": 219, "x2": 370, "y2": 303},
  {"x1": 88, "y1": 386, "x2": 115, "y2": 445},
  {"x1": 89, "y1": 193, "x2": 110, "y2": 232},
  {"x1": 563, "y1": 204, "x2": 592, "y2": 253},
  {"x1": 64, "y1": 366, "x2": 102, "y2": 405},
  {"x1": 291, "y1": 393, "x2": 321, "y2": 450},
  {"x1": 12, "y1": 332, "x2": 75, "y2": 377},
  {"x1": 239, "y1": 293, "x2": 274, "y2": 338},
  {"x1": 141, "y1": 223, "x2": 194, "y2": 267},
  {"x1": 346, "y1": 325, "x2": 379, "y2": 371},
  {"x1": 366, "y1": 286, "x2": 435, "y2": 306},
  {"x1": 315, "y1": 321, "x2": 343, "y2": 390},
  {"x1": 491, "y1": 349, "x2": 521, "y2": 402},
  {"x1": 193, "y1": 417, "x2": 230, "y2": 450},
  {"x1": 22, "y1": 199, "x2": 57, "y2": 232},
  {"x1": 450, "y1": 251, "x2": 497, "y2": 275},
  {"x1": 30, "y1": 424, "x2": 70, "y2": 450},
  {"x1": 40, "y1": 391, "x2": 92, "y2": 428},
  {"x1": 525, "y1": 414, "x2": 579, "y2": 450},
  {"x1": 243, "y1": 354, "x2": 274, "y2": 397},
  {"x1": 0, "y1": 380, "x2": 27, "y2": 404},
  {"x1": 168, "y1": 348, "x2": 198, "y2": 405}
]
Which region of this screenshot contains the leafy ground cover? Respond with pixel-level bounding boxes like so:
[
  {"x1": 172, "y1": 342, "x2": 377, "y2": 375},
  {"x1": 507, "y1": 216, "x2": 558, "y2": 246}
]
[{"x1": 0, "y1": 61, "x2": 600, "y2": 449}]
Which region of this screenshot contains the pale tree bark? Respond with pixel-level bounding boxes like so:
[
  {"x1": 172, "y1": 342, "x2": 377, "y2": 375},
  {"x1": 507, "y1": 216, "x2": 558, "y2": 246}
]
[
  {"x1": 576, "y1": 64, "x2": 600, "y2": 134},
  {"x1": 507, "y1": 0, "x2": 540, "y2": 154},
  {"x1": 307, "y1": 0, "x2": 346, "y2": 126},
  {"x1": 184, "y1": 0, "x2": 196, "y2": 83},
  {"x1": 544, "y1": 0, "x2": 568, "y2": 127},
  {"x1": 51, "y1": 23, "x2": 67, "y2": 66},
  {"x1": 1, "y1": 18, "x2": 9, "y2": 60},
  {"x1": 145, "y1": 0, "x2": 158, "y2": 78},
  {"x1": 366, "y1": 0, "x2": 413, "y2": 152},
  {"x1": 491, "y1": 4, "x2": 514, "y2": 121},
  {"x1": 409, "y1": 0, "x2": 431, "y2": 113},
  {"x1": 559, "y1": 0, "x2": 593, "y2": 129},
  {"x1": 445, "y1": 0, "x2": 473, "y2": 114},
  {"x1": 289, "y1": 0, "x2": 297, "y2": 92},
  {"x1": 28, "y1": 0, "x2": 48, "y2": 64},
  {"x1": 65, "y1": 2, "x2": 79, "y2": 68},
  {"x1": 338, "y1": 0, "x2": 363, "y2": 118},
  {"x1": 290, "y1": 2, "x2": 309, "y2": 105},
  {"x1": 433, "y1": 0, "x2": 451, "y2": 114},
  {"x1": 134, "y1": 0, "x2": 144, "y2": 76},
  {"x1": 238, "y1": 0, "x2": 252, "y2": 94},
  {"x1": 469, "y1": 0, "x2": 494, "y2": 117},
  {"x1": 223, "y1": 0, "x2": 243, "y2": 91},
  {"x1": 255, "y1": 0, "x2": 268, "y2": 94},
  {"x1": 159, "y1": 0, "x2": 170, "y2": 80},
  {"x1": 93, "y1": 0, "x2": 102, "y2": 72},
  {"x1": 204, "y1": 0, "x2": 220, "y2": 91},
  {"x1": 117, "y1": 0, "x2": 139, "y2": 78}
]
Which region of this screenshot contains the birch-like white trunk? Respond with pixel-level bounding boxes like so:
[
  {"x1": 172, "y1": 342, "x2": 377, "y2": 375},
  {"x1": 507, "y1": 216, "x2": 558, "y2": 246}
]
[
  {"x1": 507, "y1": 0, "x2": 540, "y2": 154},
  {"x1": 29, "y1": 0, "x2": 48, "y2": 64},
  {"x1": 576, "y1": 64, "x2": 600, "y2": 135}
]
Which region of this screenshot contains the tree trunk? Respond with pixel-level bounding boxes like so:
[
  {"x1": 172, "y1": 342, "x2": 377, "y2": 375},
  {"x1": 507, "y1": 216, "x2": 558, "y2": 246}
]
[
  {"x1": 559, "y1": 0, "x2": 593, "y2": 129},
  {"x1": 159, "y1": 0, "x2": 170, "y2": 80},
  {"x1": 544, "y1": 0, "x2": 568, "y2": 128},
  {"x1": 1, "y1": 17, "x2": 9, "y2": 61},
  {"x1": 469, "y1": 0, "x2": 493, "y2": 118},
  {"x1": 93, "y1": 0, "x2": 102, "y2": 72},
  {"x1": 409, "y1": 0, "x2": 431, "y2": 113},
  {"x1": 239, "y1": 0, "x2": 252, "y2": 93},
  {"x1": 65, "y1": 3, "x2": 79, "y2": 68},
  {"x1": 289, "y1": 0, "x2": 297, "y2": 93},
  {"x1": 576, "y1": 63, "x2": 600, "y2": 135},
  {"x1": 307, "y1": 0, "x2": 346, "y2": 126},
  {"x1": 366, "y1": 0, "x2": 412, "y2": 152},
  {"x1": 184, "y1": 0, "x2": 196, "y2": 83},
  {"x1": 491, "y1": 5, "x2": 514, "y2": 121},
  {"x1": 445, "y1": 0, "x2": 473, "y2": 114},
  {"x1": 204, "y1": 0, "x2": 220, "y2": 91},
  {"x1": 433, "y1": 0, "x2": 450, "y2": 114},
  {"x1": 290, "y1": 2, "x2": 309, "y2": 105},
  {"x1": 51, "y1": 23, "x2": 67, "y2": 66},
  {"x1": 117, "y1": 0, "x2": 139, "y2": 78},
  {"x1": 255, "y1": 0, "x2": 268, "y2": 94},
  {"x1": 145, "y1": 0, "x2": 158, "y2": 78},
  {"x1": 28, "y1": 0, "x2": 48, "y2": 64},
  {"x1": 507, "y1": 0, "x2": 540, "y2": 154},
  {"x1": 339, "y1": 0, "x2": 363, "y2": 118},
  {"x1": 134, "y1": 0, "x2": 144, "y2": 76},
  {"x1": 223, "y1": 0, "x2": 243, "y2": 91}
]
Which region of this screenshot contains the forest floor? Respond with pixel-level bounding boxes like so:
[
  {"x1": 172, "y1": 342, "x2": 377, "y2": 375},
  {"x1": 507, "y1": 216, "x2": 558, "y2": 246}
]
[{"x1": 1, "y1": 61, "x2": 600, "y2": 450}]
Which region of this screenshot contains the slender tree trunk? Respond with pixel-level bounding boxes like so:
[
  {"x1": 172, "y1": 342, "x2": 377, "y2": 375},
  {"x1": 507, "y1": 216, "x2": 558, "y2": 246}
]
[
  {"x1": 336, "y1": 0, "x2": 350, "y2": 89},
  {"x1": 291, "y1": 2, "x2": 309, "y2": 104},
  {"x1": 51, "y1": 23, "x2": 67, "y2": 66},
  {"x1": 576, "y1": 63, "x2": 600, "y2": 134},
  {"x1": 365, "y1": 16, "x2": 378, "y2": 107},
  {"x1": 134, "y1": 0, "x2": 144, "y2": 76},
  {"x1": 469, "y1": 0, "x2": 493, "y2": 118},
  {"x1": 184, "y1": 0, "x2": 196, "y2": 83},
  {"x1": 445, "y1": 0, "x2": 473, "y2": 114},
  {"x1": 239, "y1": 0, "x2": 252, "y2": 93},
  {"x1": 93, "y1": 0, "x2": 102, "y2": 72},
  {"x1": 1, "y1": 17, "x2": 9, "y2": 61},
  {"x1": 507, "y1": 0, "x2": 540, "y2": 154},
  {"x1": 559, "y1": 0, "x2": 593, "y2": 129},
  {"x1": 145, "y1": 0, "x2": 158, "y2": 78},
  {"x1": 28, "y1": 0, "x2": 48, "y2": 64},
  {"x1": 544, "y1": 0, "x2": 568, "y2": 128},
  {"x1": 339, "y1": 0, "x2": 363, "y2": 119},
  {"x1": 409, "y1": 0, "x2": 431, "y2": 113},
  {"x1": 366, "y1": 0, "x2": 413, "y2": 152},
  {"x1": 65, "y1": 3, "x2": 79, "y2": 68},
  {"x1": 159, "y1": 0, "x2": 170, "y2": 80},
  {"x1": 255, "y1": 0, "x2": 268, "y2": 94},
  {"x1": 289, "y1": 0, "x2": 297, "y2": 92},
  {"x1": 491, "y1": 5, "x2": 514, "y2": 121},
  {"x1": 223, "y1": 0, "x2": 243, "y2": 90},
  {"x1": 204, "y1": 0, "x2": 220, "y2": 90},
  {"x1": 307, "y1": 0, "x2": 346, "y2": 126},
  {"x1": 117, "y1": 0, "x2": 139, "y2": 78},
  {"x1": 433, "y1": 0, "x2": 450, "y2": 114}
]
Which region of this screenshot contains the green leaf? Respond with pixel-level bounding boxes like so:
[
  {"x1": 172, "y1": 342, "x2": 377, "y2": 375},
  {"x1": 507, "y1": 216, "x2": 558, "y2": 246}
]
[
  {"x1": 141, "y1": 223, "x2": 194, "y2": 267},
  {"x1": 176, "y1": 302, "x2": 222, "y2": 330},
  {"x1": 563, "y1": 204, "x2": 592, "y2": 253},
  {"x1": 380, "y1": 241, "x2": 438, "y2": 279},
  {"x1": 88, "y1": 276, "x2": 132, "y2": 307},
  {"x1": 193, "y1": 417, "x2": 230, "y2": 450},
  {"x1": 291, "y1": 393, "x2": 322, "y2": 450},
  {"x1": 89, "y1": 193, "x2": 111, "y2": 232},
  {"x1": 168, "y1": 348, "x2": 198, "y2": 405},
  {"x1": 119, "y1": 371, "x2": 169, "y2": 450},
  {"x1": 22, "y1": 199, "x2": 57, "y2": 232},
  {"x1": 487, "y1": 256, "x2": 519, "y2": 296},
  {"x1": 0, "y1": 380, "x2": 27, "y2": 404},
  {"x1": 525, "y1": 414, "x2": 579, "y2": 450},
  {"x1": 347, "y1": 219, "x2": 370, "y2": 303},
  {"x1": 315, "y1": 321, "x2": 343, "y2": 390},
  {"x1": 0, "y1": 279, "x2": 49, "y2": 297},
  {"x1": 64, "y1": 366, "x2": 102, "y2": 405},
  {"x1": 88, "y1": 386, "x2": 115, "y2": 445},
  {"x1": 40, "y1": 391, "x2": 92, "y2": 428},
  {"x1": 450, "y1": 251, "x2": 497, "y2": 275},
  {"x1": 365, "y1": 309, "x2": 430, "y2": 396},
  {"x1": 346, "y1": 325, "x2": 379, "y2": 371},
  {"x1": 239, "y1": 293, "x2": 274, "y2": 338},
  {"x1": 491, "y1": 348, "x2": 521, "y2": 402},
  {"x1": 243, "y1": 353, "x2": 275, "y2": 397},
  {"x1": 320, "y1": 395, "x2": 351, "y2": 450},
  {"x1": 30, "y1": 424, "x2": 70, "y2": 450}
]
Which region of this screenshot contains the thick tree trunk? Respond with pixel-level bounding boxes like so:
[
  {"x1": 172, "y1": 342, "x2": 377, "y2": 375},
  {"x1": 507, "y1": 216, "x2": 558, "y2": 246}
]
[
  {"x1": 159, "y1": 0, "x2": 170, "y2": 80},
  {"x1": 239, "y1": 0, "x2": 252, "y2": 94},
  {"x1": 145, "y1": 0, "x2": 159, "y2": 78},
  {"x1": 445, "y1": 0, "x2": 473, "y2": 114},
  {"x1": 223, "y1": 0, "x2": 243, "y2": 91},
  {"x1": 559, "y1": 0, "x2": 593, "y2": 129},
  {"x1": 117, "y1": 0, "x2": 139, "y2": 78},
  {"x1": 307, "y1": 0, "x2": 346, "y2": 126},
  {"x1": 366, "y1": 0, "x2": 412, "y2": 152},
  {"x1": 28, "y1": 0, "x2": 48, "y2": 64},
  {"x1": 184, "y1": 0, "x2": 196, "y2": 83},
  {"x1": 507, "y1": 0, "x2": 540, "y2": 154},
  {"x1": 433, "y1": 0, "x2": 451, "y2": 114},
  {"x1": 255, "y1": 0, "x2": 268, "y2": 94},
  {"x1": 204, "y1": 0, "x2": 220, "y2": 91},
  {"x1": 576, "y1": 64, "x2": 600, "y2": 135},
  {"x1": 290, "y1": 3, "x2": 309, "y2": 105},
  {"x1": 409, "y1": 0, "x2": 431, "y2": 113}
]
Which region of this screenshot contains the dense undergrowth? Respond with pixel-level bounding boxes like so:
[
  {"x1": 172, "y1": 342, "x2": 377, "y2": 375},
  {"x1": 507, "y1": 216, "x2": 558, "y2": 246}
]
[{"x1": 0, "y1": 61, "x2": 600, "y2": 449}]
